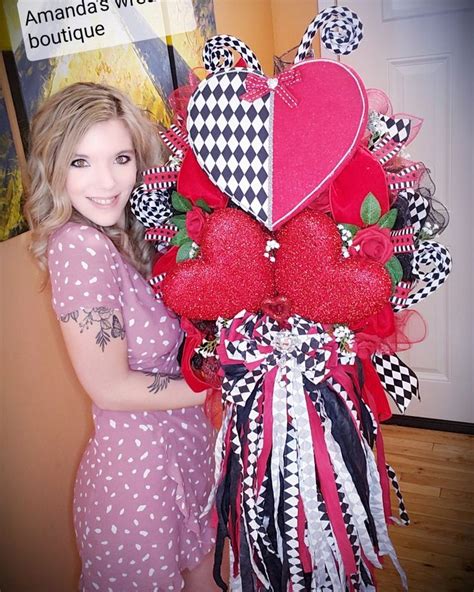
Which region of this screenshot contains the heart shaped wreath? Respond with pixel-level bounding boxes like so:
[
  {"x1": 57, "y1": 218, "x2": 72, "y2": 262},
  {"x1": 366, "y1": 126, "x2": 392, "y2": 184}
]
[{"x1": 131, "y1": 6, "x2": 452, "y2": 591}]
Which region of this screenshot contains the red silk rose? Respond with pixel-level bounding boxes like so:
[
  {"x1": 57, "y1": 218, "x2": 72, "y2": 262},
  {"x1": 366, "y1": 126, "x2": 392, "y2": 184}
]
[
  {"x1": 186, "y1": 207, "x2": 207, "y2": 243},
  {"x1": 350, "y1": 226, "x2": 393, "y2": 264}
]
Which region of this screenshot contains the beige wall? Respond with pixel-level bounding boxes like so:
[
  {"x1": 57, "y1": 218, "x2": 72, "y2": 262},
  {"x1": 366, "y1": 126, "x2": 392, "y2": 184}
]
[
  {"x1": 0, "y1": 232, "x2": 91, "y2": 591},
  {"x1": 0, "y1": 2, "x2": 319, "y2": 589},
  {"x1": 214, "y1": 0, "x2": 320, "y2": 74}
]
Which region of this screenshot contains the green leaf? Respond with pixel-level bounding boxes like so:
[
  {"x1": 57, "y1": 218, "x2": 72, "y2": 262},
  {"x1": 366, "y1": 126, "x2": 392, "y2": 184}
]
[
  {"x1": 170, "y1": 228, "x2": 189, "y2": 247},
  {"x1": 176, "y1": 239, "x2": 194, "y2": 262},
  {"x1": 378, "y1": 208, "x2": 398, "y2": 229},
  {"x1": 195, "y1": 199, "x2": 212, "y2": 213},
  {"x1": 169, "y1": 214, "x2": 187, "y2": 229},
  {"x1": 385, "y1": 256, "x2": 403, "y2": 286},
  {"x1": 341, "y1": 223, "x2": 360, "y2": 238},
  {"x1": 360, "y1": 193, "x2": 382, "y2": 226},
  {"x1": 171, "y1": 191, "x2": 193, "y2": 213}
]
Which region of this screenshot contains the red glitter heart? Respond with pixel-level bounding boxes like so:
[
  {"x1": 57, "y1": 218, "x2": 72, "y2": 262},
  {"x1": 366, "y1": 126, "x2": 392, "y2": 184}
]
[
  {"x1": 275, "y1": 210, "x2": 392, "y2": 324},
  {"x1": 162, "y1": 209, "x2": 274, "y2": 320}
]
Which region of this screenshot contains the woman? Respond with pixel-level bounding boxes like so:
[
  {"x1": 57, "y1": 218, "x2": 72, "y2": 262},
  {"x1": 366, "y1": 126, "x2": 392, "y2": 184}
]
[{"x1": 25, "y1": 82, "x2": 219, "y2": 592}]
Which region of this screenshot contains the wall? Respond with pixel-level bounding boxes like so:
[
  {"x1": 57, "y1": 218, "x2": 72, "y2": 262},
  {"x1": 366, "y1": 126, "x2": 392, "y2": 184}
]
[
  {"x1": 1, "y1": 1, "x2": 322, "y2": 590},
  {"x1": 0, "y1": 232, "x2": 91, "y2": 591}
]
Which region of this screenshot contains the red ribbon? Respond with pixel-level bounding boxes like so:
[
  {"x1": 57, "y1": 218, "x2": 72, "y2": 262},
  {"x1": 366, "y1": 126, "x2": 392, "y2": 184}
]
[{"x1": 240, "y1": 69, "x2": 301, "y2": 108}]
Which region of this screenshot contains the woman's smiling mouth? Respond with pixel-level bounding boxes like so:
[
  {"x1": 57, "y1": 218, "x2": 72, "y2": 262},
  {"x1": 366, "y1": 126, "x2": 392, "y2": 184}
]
[{"x1": 87, "y1": 195, "x2": 119, "y2": 206}]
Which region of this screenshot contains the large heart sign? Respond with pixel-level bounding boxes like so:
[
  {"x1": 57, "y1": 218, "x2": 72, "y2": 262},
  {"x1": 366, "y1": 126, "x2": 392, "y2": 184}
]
[{"x1": 187, "y1": 59, "x2": 367, "y2": 230}]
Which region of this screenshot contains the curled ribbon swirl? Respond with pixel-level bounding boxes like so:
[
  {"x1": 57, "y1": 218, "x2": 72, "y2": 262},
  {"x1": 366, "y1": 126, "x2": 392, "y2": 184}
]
[
  {"x1": 295, "y1": 6, "x2": 364, "y2": 63},
  {"x1": 392, "y1": 240, "x2": 452, "y2": 311}
]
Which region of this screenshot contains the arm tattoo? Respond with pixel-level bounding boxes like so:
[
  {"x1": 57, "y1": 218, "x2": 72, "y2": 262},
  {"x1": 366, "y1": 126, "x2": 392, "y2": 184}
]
[
  {"x1": 146, "y1": 372, "x2": 171, "y2": 394},
  {"x1": 60, "y1": 307, "x2": 125, "y2": 352}
]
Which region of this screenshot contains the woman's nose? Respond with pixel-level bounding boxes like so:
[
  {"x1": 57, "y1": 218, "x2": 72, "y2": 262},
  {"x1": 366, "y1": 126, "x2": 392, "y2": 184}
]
[{"x1": 96, "y1": 164, "x2": 117, "y2": 191}]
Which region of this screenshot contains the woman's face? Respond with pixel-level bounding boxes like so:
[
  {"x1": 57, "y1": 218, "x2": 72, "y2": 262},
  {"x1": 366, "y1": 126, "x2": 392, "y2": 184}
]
[{"x1": 65, "y1": 118, "x2": 137, "y2": 227}]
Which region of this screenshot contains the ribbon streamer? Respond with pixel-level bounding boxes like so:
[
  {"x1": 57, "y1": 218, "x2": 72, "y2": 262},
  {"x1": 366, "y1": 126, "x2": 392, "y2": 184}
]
[
  {"x1": 159, "y1": 123, "x2": 189, "y2": 156},
  {"x1": 210, "y1": 311, "x2": 407, "y2": 591},
  {"x1": 143, "y1": 165, "x2": 179, "y2": 188}
]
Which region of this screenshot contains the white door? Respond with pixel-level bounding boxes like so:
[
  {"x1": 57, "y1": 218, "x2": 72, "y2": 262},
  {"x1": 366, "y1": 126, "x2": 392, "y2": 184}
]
[{"x1": 319, "y1": 0, "x2": 474, "y2": 421}]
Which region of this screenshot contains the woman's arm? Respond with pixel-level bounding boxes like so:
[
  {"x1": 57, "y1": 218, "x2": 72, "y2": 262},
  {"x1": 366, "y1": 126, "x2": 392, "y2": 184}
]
[{"x1": 59, "y1": 307, "x2": 206, "y2": 411}]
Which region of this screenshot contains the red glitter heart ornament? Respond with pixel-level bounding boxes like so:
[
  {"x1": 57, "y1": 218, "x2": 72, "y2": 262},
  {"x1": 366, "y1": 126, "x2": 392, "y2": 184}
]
[
  {"x1": 275, "y1": 210, "x2": 392, "y2": 324},
  {"x1": 161, "y1": 208, "x2": 274, "y2": 320}
]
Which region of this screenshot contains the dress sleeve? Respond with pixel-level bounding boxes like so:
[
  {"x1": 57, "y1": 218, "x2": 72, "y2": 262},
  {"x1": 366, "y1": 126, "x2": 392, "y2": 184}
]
[{"x1": 48, "y1": 224, "x2": 123, "y2": 317}]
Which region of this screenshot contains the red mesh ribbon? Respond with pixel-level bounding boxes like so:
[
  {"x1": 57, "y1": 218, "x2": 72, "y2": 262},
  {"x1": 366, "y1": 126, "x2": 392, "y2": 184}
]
[{"x1": 240, "y1": 70, "x2": 302, "y2": 108}]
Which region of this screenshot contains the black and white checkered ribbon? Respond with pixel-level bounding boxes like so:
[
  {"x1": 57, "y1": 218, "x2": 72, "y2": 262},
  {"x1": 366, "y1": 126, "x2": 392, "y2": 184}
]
[
  {"x1": 294, "y1": 5, "x2": 363, "y2": 63},
  {"x1": 373, "y1": 353, "x2": 419, "y2": 413},
  {"x1": 407, "y1": 190, "x2": 429, "y2": 233},
  {"x1": 203, "y1": 34, "x2": 263, "y2": 74},
  {"x1": 220, "y1": 313, "x2": 336, "y2": 589},
  {"x1": 379, "y1": 114, "x2": 411, "y2": 144},
  {"x1": 130, "y1": 184, "x2": 173, "y2": 228},
  {"x1": 393, "y1": 241, "x2": 452, "y2": 311},
  {"x1": 386, "y1": 464, "x2": 410, "y2": 526}
]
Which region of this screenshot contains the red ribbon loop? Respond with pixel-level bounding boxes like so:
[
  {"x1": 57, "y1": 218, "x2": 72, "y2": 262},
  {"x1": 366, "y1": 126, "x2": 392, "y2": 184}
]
[{"x1": 240, "y1": 70, "x2": 301, "y2": 108}]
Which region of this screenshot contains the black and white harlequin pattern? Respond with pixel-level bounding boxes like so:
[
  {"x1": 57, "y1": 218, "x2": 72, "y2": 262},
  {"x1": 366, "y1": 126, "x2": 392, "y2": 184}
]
[
  {"x1": 379, "y1": 114, "x2": 411, "y2": 144},
  {"x1": 405, "y1": 189, "x2": 429, "y2": 233},
  {"x1": 203, "y1": 35, "x2": 263, "y2": 74},
  {"x1": 372, "y1": 353, "x2": 419, "y2": 413},
  {"x1": 295, "y1": 6, "x2": 363, "y2": 62},
  {"x1": 222, "y1": 368, "x2": 260, "y2": 407},
  {"x1": 386, "y1": 464, "x2": 410, "y2": 526},
  {"x1": 282, "y1": 424, "x2": 307, "y2": 591},
  {"x1": 129, "y1": 186, "x2": 173, "y2": 228},
  {"x1": 187, "y1": 71, "x2": 272, "y2": 227}
]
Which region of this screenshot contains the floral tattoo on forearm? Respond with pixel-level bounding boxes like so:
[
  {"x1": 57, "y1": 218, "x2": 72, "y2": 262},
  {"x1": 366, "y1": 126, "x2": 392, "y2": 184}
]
[
  {"x1": 61, "y1": 308, "x2": 177, "y2": 394},
  {"x1": 60, "y1": 307, "x2": 125, "y2": 352}
]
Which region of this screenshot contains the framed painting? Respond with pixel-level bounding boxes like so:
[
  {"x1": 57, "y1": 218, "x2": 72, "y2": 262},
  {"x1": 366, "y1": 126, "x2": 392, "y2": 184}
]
[{"x1": 0, "y1": 0, "x2": 217, "y2": 240}]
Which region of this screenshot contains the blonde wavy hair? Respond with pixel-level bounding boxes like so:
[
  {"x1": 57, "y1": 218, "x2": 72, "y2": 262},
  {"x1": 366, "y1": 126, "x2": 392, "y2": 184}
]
[{"x1": 24, "y1": 81, "x2": 165, "y2": 277}]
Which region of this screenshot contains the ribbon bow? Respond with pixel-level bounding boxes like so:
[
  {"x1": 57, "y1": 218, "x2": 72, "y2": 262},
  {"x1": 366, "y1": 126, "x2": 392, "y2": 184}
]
[
  {"x1": 219, "y1": 311, "x2": 331, "y2": 407},
  {"x1": 240, "y1": 70, "x2": 302, "y2": 109}
]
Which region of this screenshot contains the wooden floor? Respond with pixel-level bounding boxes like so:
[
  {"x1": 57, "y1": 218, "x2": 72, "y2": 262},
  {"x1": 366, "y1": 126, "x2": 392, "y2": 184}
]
[{"x1": 373, "y1": 425, "x2": 474, "y2": 592}]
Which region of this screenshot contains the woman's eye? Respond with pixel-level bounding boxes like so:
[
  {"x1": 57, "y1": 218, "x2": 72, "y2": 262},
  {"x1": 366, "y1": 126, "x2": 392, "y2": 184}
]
[
  {"x1": 116, "y1": 154, "x2": 132, "y2": 164},
  {"x1": 70, "y1": 158, "x2": 89, "y2": 168}
]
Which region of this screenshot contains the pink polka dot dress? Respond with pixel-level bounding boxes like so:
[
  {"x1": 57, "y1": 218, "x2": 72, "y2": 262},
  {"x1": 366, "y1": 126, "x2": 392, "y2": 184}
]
[{"x1": 48, "y1": 222, "x2": 216, "y2": 592}]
